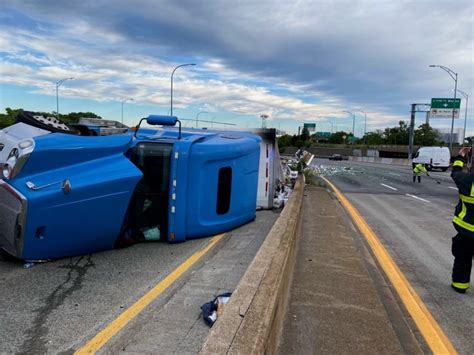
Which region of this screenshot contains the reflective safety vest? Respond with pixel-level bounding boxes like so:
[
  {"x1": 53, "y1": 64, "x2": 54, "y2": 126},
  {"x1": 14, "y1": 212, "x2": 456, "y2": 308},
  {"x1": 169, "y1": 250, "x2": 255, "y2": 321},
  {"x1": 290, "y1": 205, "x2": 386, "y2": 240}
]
[
  {"x1": 413, "y1": 163, "x2": 427, "y2": 175},
  {"x1": 451, "y1": 158, "x2": 474, "y2": 238}
]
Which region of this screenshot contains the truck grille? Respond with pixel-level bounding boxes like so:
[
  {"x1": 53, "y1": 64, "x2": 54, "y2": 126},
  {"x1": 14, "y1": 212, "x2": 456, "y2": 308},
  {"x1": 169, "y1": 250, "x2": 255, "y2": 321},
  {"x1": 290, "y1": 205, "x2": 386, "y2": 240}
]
[{"x1": 0, "y1": 180, "x2": 27, "y2": 257}]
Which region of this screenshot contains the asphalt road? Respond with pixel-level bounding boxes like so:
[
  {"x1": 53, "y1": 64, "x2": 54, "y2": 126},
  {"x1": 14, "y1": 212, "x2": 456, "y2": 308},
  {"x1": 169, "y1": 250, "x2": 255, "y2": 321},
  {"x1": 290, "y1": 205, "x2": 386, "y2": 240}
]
[
  {"x1": 0, "y1": 210, "x2": 278, "y2": 354},
  {"x1": 312, "y1": 158, "x2": 473, "y2": 354}
]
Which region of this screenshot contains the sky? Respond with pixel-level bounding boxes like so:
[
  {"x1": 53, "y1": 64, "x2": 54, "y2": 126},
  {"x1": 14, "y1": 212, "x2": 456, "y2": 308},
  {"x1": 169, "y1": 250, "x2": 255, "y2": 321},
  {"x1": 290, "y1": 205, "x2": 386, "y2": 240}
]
[{"x1": 0, "y1": 0, "x2": 473, "y2": 136}]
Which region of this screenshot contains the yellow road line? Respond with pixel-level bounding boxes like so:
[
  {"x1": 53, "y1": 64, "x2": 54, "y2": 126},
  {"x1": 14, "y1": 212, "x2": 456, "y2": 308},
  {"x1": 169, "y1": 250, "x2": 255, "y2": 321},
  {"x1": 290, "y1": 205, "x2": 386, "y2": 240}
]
[
  {"x1": 321, "y1": 177, "x2": 456, "y2": 355},
  {"x1": 75, "y1": 233, "x2": 226, "y2": 355}
]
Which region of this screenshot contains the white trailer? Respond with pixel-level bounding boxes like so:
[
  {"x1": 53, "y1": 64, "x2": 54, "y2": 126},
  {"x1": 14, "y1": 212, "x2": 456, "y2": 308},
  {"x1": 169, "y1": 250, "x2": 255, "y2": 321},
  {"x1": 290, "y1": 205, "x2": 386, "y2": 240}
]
[{"x1": 245, "y1": 129, "x2": 284, "y2": 209}]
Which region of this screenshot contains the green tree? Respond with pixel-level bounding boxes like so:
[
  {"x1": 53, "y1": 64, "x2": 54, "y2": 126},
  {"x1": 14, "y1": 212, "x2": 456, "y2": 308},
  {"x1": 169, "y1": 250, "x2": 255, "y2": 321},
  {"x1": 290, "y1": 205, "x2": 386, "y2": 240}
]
[
  {"x1": 301, "y1": 127, "x2": 310, "y2": 142},
  {"x1": 0, "y1": 107, "x2": 23, "y2": 129},
  {"x1": 277, "y1": 134, "x2": 293, "y2": 153},
  {"x1": 60, "y1": 112, "x2": 101, "y2": 124},
  {"x1": 384, "y1": 120, "x2": 409, "y2": 145},
  {"x1": 414, "y1": 123, "x2": 440, "y2": 146},
  {"x1": 0, "y1": 108, "x2": 103, "y2": 129},
  {"x1": 328, "y1": 131, "x2": 349, "y2": 144},
  {"x1": 359, "y1": 130, "x2": 384, "y2": 145}
]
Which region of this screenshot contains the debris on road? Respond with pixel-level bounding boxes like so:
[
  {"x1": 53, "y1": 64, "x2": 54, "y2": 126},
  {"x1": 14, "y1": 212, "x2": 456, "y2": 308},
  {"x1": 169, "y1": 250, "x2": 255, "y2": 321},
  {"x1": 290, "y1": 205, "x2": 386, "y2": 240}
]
[
  {"x1": 308, "y1": 164, "x2": 365, "y2": 177},
  {"x1": 274, "y1": 182, "x2": 293, "y2": 208},
  {"x1": 201, "y1": 292, "x2": 232, "y2": 327}
]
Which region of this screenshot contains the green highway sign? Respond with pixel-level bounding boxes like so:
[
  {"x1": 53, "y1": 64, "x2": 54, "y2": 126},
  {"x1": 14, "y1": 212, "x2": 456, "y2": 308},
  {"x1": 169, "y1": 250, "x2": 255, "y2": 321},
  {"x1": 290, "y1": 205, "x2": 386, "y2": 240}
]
[
  {"x1": 431, "y1": 98, "x2": 461, "y2": 109},
  {"x1": 315, "y1": 131, "x2": 331, "y2": 138},
  {"x1": 303, "y1": 123, "x2": 316, "y2": 132}
]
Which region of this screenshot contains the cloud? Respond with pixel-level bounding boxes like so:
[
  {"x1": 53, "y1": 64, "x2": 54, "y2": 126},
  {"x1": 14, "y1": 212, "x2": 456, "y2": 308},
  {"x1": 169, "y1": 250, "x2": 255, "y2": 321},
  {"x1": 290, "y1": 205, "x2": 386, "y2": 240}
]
[{"x1": 0, "y1": 0, "x2": 473, "y2": 134}]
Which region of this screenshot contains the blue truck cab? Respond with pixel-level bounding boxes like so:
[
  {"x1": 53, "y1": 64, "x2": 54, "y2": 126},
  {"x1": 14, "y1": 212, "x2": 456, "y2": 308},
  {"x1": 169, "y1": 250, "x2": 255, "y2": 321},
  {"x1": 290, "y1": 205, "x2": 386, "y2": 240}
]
[{"x1": 0, "y1": 115, "x2": 260, "y2": 261}]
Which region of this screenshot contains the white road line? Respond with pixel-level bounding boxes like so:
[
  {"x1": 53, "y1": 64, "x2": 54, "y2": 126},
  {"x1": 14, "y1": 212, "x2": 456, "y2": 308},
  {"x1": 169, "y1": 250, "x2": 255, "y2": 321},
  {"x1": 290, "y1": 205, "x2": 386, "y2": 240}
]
[
  {"x1": 388, "y1": 173, "x2": 401, "y2": 177},
  {"x1": 448, "y1": 187, "x2": 458, "y2": 190},
  {"x1": 381, "y1": 183, "x2": 397, "y2": 191},
  {"x1": 405, "y1": 194, "x2": 431, "y2": 203}
]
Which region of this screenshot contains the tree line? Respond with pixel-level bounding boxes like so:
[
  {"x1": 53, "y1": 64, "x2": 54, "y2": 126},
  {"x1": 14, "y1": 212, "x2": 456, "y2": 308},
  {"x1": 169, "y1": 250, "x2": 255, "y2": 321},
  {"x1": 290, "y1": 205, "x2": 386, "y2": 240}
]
[
  {"x1": 278, "y1": 120, "x2": 442, "y2": 152},
  {"x1": 0, "y1": 109, "x2": 446, "y2": 150},
  {"x1": 0, "y1": 108, "x2": 101, "y2": 129}
]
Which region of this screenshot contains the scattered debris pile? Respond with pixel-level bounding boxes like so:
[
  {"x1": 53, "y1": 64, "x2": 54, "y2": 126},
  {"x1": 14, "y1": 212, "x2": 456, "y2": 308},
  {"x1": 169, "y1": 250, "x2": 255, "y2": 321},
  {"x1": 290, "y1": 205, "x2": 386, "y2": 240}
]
[
  {"x1": 308, "y1": 164, "x2": 365, "y2": 177},
  {"x1": 274, "y1": 180, "x2": 293, "y2": 208},
  {"x1": 275, "y1": 149, "x2": 315, "y2": 208}
]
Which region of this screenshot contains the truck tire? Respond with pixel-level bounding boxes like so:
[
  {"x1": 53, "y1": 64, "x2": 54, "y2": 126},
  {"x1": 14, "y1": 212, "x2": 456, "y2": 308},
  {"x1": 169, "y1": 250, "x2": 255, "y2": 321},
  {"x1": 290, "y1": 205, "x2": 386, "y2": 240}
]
[{"x1": 16, "y1": 111, "x2": 78, "y2": 135}]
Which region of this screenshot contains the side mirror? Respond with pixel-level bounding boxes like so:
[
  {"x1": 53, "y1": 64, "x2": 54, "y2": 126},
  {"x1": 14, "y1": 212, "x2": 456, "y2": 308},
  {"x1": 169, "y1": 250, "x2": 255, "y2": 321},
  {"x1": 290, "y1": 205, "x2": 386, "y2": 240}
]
[{"x1": 146, "y1": 115, "x2": 177, "y2": 126}]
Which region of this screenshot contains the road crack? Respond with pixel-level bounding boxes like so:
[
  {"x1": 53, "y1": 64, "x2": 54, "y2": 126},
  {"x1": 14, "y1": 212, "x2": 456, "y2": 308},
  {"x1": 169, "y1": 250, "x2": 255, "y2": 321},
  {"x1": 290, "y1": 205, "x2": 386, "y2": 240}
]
[{"x1": 18, "y1": 255, "x2": 95, "y2": 354}]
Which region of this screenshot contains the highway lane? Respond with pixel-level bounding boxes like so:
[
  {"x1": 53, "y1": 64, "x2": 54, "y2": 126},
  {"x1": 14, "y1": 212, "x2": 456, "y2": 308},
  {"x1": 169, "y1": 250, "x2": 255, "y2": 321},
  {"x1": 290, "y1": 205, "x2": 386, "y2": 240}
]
[
  {"x1": 0, "y1": 211, "x2": 278, "y2": 354},
  {"x1": 313, "y1": 158, "x2": 473, "y2": 354}
]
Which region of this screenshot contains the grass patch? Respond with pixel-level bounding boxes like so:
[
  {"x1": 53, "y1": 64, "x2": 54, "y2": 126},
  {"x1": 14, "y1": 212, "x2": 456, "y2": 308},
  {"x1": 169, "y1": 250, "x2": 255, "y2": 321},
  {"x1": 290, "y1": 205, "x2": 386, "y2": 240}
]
[{"x1": 304, "y1": 169, "x2": 326, "y2": 187}]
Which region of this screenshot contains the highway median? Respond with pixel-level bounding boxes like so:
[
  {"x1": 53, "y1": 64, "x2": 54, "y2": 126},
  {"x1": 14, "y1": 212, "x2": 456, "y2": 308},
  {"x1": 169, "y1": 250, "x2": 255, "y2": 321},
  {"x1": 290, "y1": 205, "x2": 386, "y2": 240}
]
[{"x1": 200, "y1": 175, "x2": 304, "y2": 354}]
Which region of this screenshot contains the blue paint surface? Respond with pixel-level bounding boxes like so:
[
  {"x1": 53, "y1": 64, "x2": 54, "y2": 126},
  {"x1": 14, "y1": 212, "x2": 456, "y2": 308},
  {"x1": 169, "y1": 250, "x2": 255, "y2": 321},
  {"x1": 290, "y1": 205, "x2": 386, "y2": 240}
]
[{"x1": 1, "y1": 125, "x2": 261, "y2": 260}]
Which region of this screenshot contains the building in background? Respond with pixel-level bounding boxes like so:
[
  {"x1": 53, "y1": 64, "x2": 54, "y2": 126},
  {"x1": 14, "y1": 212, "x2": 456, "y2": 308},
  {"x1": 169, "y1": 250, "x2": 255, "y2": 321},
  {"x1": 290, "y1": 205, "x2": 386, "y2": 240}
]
[{"x1": 437, "y1": 128, "x2": 464, "y2": 145}]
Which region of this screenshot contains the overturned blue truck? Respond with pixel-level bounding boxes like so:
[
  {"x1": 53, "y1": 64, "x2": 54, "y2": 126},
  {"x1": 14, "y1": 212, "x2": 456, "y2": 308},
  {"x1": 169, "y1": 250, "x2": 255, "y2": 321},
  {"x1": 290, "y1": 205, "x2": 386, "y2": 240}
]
[{"x1": 0, "y1": 112, "x2": 261, "y2": 261}]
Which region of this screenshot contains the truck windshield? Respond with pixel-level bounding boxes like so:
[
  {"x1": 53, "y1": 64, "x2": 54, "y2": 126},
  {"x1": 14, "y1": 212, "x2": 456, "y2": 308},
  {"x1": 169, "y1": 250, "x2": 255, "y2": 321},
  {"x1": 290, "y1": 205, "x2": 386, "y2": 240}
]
[{"x1": 130, "y1": 142, "x2": 173, "y2": 241}]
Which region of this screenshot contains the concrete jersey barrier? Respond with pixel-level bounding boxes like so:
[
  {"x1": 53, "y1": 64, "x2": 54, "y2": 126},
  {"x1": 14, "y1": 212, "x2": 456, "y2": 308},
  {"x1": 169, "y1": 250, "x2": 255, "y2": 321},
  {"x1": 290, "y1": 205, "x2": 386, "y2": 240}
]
[
  {"x1": 200, "y1": 175, "x2": 304, "y2": 354},
  {"x1": 348, "y1": 156, "x2": 411, "y2": 166}
]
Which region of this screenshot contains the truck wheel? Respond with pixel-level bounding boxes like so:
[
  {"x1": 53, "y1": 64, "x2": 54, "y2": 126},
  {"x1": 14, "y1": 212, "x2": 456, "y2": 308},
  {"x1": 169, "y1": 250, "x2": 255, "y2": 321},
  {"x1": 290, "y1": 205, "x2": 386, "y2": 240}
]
[
  {"x1": 16, "y1": 111, "x2": 78, "y2": 135},
  {"x1": 426, "y1": 164, "x2": 432, "y2": 171}
]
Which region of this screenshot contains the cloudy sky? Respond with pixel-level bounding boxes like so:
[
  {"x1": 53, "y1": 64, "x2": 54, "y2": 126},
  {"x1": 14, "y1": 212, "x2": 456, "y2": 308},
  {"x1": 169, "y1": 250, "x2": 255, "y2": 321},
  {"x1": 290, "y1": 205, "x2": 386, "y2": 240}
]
[{"x1": 0, "y1": 0, "x2": 472, "y2": 136}]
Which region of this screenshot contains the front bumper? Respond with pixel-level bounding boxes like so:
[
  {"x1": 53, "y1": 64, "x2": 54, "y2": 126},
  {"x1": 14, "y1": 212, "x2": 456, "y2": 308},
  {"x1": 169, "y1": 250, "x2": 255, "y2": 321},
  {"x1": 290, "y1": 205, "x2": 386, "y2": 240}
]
[{"x1": 0, "y1": 180, "x2": 27, "y2": 258}]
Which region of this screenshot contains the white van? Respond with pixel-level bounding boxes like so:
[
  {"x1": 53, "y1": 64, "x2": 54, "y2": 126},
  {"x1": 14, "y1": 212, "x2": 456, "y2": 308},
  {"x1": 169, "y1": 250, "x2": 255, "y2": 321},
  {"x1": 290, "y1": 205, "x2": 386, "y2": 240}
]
[{"x1": 412, "y1": 147, "x2": 451, "y2": 171}]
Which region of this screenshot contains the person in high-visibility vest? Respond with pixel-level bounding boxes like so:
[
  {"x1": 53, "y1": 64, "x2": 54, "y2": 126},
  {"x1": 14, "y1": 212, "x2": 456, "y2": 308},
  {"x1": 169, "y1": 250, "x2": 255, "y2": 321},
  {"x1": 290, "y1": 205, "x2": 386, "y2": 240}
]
[
  {"x1": 450, "y1": 147, "x2": 474, "y2": 293},
  {"x1": 412, "y1": 163, "x2": 430, "y2": 183}
]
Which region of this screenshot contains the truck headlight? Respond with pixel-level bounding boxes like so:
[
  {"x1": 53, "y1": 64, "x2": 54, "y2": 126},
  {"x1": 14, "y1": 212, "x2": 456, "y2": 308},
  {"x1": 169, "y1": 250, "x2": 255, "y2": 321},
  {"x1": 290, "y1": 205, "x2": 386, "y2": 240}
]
[
  {"x1": 2, "y1": 142, "x2": 33, "y2": 180},
  {"x1": 3, "y1": 154, "x2": 17, "y2": 179}
]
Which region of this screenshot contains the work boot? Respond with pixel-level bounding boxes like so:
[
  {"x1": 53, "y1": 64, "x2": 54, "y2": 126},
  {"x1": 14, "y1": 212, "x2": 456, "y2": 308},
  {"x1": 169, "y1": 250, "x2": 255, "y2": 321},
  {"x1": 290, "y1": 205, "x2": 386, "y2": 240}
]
[{"x1": 451, "y1": 284, "x2": 467, "y2": 294}]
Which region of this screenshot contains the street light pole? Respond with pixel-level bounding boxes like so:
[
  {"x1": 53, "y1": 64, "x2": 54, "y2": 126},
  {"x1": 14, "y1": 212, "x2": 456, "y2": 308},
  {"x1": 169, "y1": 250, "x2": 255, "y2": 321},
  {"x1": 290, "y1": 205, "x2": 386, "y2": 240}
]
[
  {"x1": 357, "y1": 110, "x2": 367, "y2": 136},
  {"x1": 343, "y1": 110, "x2": 355, "y2": 139},
  {"x1": 429, "y1": 64, "x2": 458, "y2": 150},
  {"x1": 121, "y1": 98, "x2": 134, "y2": 125},
  {"x1": 195, "y1": 111, "x2": 208, "y2": 128},
  {"x1": 457, "y1": 89, "x2": 469, "y2": 145},
  {"x1": 170, "y1": 63, "x2": 196, "y2": 117},
  {"x1": 55, "y1": 77, "x2": 74, "y2": 119},
  {"x1": 328, "y1": 121, "x2": 334, "y2": 133},
  {"x1": 357, "y1": 110, "x2": 367, "y2": 144},
  {"x1": 260, "y1": 114, "x2": 269, "y2": 128}
]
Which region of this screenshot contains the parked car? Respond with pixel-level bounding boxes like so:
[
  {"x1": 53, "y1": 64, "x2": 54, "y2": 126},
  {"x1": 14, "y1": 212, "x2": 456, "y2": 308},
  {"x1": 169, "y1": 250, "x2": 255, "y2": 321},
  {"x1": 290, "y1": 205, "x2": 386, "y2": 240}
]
[{"x1": 329, "y1": 154, "x2": 343, "y2": 161}]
